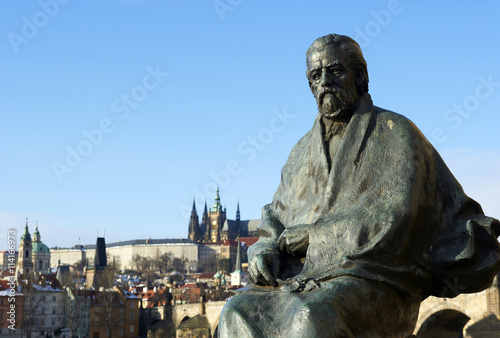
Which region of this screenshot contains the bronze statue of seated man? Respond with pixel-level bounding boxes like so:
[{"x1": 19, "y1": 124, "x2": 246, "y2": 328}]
[{"x1": 218, "y1": 34, "x2": 500, "y2": 338}]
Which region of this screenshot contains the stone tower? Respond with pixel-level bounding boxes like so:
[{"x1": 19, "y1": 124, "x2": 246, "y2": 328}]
[
  {"x1": 16, "y1": 218, "x2": 34, "y2": 280},
  {"x1": 208, "y1": 187, "x2": 226, "y2": 242},
  {"x1": 200, "y1": 200, "x2": 209, "y2": 242},
  {"x1": 188, "y1": 199, "x2": 200, "y2": 242},
  {"x1": 86, "y1": 237, "x2": 111, "y2": 290}
]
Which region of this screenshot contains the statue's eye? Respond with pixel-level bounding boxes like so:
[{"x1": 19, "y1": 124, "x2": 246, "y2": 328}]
[
  {"x1": 332, "y1": 68, "x2": 344, "y2": 77},
  {"x1": 312, "y1": 72, "x2": 321, "y2": 81}
]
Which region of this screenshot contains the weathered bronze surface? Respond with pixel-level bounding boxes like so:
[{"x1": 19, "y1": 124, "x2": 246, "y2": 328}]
[{"x1": 218, "y1": 34, "x2": 500, "y2": 337}]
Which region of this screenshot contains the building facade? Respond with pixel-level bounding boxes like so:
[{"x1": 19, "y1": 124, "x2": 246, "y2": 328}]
[{"x1": 52, "y1": 239, "x2": 199, "y2": 271}]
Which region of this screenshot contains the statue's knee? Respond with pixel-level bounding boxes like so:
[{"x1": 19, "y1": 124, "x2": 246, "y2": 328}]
[{"x1": 291, "y1": 302, "x2": 350, "y2": 337}]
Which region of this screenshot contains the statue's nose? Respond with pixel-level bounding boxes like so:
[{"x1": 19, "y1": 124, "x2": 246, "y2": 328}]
[{"x1": 320, "y1": 71, "x2": 333, "y2": 86}]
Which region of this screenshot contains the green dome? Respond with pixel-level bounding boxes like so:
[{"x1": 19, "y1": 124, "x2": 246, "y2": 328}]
[{"x1": 32, "y1": 242, "x2": 50, "y2": 253}]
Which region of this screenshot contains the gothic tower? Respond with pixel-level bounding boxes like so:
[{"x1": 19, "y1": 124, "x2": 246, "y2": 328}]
[
  {"x1": 236, "y1": 200, "x2": 241, "y2": 222},
  {"x1": 188, "y1": 199, "x2": 200, "y2": 242},
  {"x1": 16, "y1": 218, "x2": 34, "y2": 280},
  {"x1": 86, "y1": 237, "x2": 111, "y2": 290},
  {"x1": 201, "y1": 200, "x2": 209, "y2": 242},
  {"x1": 208, "y1": 187, "x2": 226, "y2": 242}
]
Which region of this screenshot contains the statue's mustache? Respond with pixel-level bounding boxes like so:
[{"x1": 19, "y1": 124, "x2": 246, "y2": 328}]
[{"x1": 318, "y1": 87, "x2": 344, "y2": 104}]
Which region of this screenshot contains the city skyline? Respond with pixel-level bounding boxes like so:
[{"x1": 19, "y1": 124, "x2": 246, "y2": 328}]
[{"x1": 1, "y1": 1, "x2": 499, "y2": 249}]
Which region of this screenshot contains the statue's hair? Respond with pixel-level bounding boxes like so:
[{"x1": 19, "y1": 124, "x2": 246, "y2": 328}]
[{"x1": 306, "y1": 34, "x2": 369, "y2": 93}]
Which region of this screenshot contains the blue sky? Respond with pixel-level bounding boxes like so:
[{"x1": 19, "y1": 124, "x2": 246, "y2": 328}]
[{"x1": 1, "y1": 1, "x2": 499, "y2": 249}]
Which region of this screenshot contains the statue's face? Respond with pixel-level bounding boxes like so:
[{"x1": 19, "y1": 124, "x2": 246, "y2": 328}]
[{"x1": 307, "y1": 45, "x2": 360, "y2": 120}]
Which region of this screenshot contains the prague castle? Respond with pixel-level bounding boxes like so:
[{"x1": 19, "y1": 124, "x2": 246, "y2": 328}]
[{"x1": 188, "y1": 187, "x2": 259, "y2": 243}]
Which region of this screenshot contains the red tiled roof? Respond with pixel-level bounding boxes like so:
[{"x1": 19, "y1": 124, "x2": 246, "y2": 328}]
[
  {"x1": 0, "y1": 280, "x2": 10, "y2": 290},
  {"x1": 239, "y1": 237, "x2": 259, "y2": 246},
  {"x1": 0, "y1": 269, "x2": 14, "y2": 279},
  {"x1": 197, "y1": 273, "x2": 214, "y2": 279}
]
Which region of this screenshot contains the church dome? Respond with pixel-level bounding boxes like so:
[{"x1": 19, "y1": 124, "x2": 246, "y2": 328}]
[{"x1": 32, "y1": 242, "x2": 50, "y2": 253}]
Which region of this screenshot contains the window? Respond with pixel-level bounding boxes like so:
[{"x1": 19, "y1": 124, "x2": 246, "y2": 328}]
[
  {"x1": 53, "y1": 295, "x2": 56, "y2": 301},
  {"x1": 119, "y1": 329, "x2": 123, "y2": 336},
  {"x1": 130, "y1": 326, "x2": 134, "y2": 333},
  {"x1": 130, "y1": 312, "x2": 134, "y2": 320},
  {"x1": 120, "y1": 317, "x2": 124, "y2": 323},
  {"x1": 0, "y1": 299, "x2": 3, "y2": 305},
  {"x1": 1, "y1": 313, "x2": 3, "y2": 320},
  {"x1": 130, "y1": 301, "x2": 134, "y2": 308},
  {"x1": 52, "y1": 308, "x2": 56, "y2": 314},
  {"x1": 52, "y1": 319, "x2": 55, "y2": 325}
]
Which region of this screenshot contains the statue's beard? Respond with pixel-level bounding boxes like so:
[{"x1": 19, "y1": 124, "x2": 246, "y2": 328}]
[{"x1": 317, "y1": 86, "x2": 358, "y2": 120}]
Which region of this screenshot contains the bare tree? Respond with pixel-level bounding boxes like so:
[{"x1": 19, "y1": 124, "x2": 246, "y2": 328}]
[
  {"x1": 73, "y1": 259, "x2": 86, "y2": 273},
  {"x1": 152, "y1": 250, "x2": 172, "y2": 274},
  {"x1": 64, "y1": 287, "x2": 80, "y2": 338},
  {"x1": 132, "y1": 253, "x2": 142, "y2": 271},
  {"x1": 97, "y1": 290, "x2": 122, "y2": 338},
  {"x1": 172, "y1": 257, "x2": 187, "y2": 273},
  {"x1": 20, "y1": 276, "x2": 43, "y2": 337}
]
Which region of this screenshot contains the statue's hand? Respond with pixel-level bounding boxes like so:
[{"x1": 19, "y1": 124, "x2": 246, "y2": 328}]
[
  {"x1": 248, "y1": 251, "x2": 281, "y2": 287},
  {"x1": 277, "y1": 224, "x2": 310, "y2": 257}
]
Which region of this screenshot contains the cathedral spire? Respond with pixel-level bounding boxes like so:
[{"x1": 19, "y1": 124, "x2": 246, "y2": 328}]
[
  {"x1": 236, "y1": 199, "x2": 241, "y2": 222},
  {"x1": 188, "y1": 197, "x2": 200, "y2": 242},
  {"x1": 212, "y1": 186, "x2": 223, "y2": 212}
]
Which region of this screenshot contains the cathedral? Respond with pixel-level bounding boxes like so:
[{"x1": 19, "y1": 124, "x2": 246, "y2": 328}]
[{"x1": 188, "y1": 188, "x2": 259, "y2": 243}]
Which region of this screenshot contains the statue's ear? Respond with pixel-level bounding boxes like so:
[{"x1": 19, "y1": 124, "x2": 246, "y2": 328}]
[{"x1": 354, "y1": 66, "x2": 366, "y2": 89}]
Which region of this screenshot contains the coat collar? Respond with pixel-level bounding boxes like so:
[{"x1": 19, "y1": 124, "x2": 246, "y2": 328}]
[{"x1": 311, "y1": 93, "x2": 374, "y2": 209}]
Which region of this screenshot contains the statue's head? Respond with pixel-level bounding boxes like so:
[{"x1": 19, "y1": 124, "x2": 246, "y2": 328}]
[{"x1": 306, "y1": 34, "x2": 369, "y2": 120}]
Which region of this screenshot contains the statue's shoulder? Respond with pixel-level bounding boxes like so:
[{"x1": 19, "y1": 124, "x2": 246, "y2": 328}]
[
  {"x1": 372, "y1": 106, "x2": 421, "y2": 135},
  {"x1": 372, "y1": 106, "x2": 413, "y2": 124}
]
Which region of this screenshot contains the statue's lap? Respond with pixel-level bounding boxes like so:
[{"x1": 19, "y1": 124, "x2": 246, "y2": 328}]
[{"x1": 219, "y1": 277, "x2": 420, "y2": 338}]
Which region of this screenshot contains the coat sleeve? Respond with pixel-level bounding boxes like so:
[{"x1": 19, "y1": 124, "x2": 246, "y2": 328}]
[
  {"x1": 416, "y1": 146, "x2": 500, "y2": 298},
  {"x1": 247, "y1": 204, "x2": 285, "y2": 261}
]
